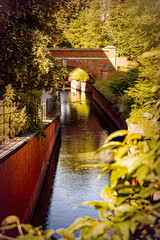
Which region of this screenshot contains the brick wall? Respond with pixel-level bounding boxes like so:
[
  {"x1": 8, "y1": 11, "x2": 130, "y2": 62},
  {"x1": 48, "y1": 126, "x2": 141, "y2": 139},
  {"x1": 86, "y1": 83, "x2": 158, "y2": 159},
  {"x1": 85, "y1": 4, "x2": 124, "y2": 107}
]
[
  {"x1": 0, "y1": 116, "x2": 60, "y2": 223},
  {"x1": 92, "y1": 85, "x2": 127, "y2": 130},
  {"x1": 50, "y1": 48, "x2": 116, "y2": 81}
]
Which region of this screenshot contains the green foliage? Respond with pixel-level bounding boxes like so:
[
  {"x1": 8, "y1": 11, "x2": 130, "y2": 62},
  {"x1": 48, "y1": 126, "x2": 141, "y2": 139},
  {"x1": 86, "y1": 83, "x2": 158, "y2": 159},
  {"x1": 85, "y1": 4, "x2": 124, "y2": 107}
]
[
  {"x1": 0, "y1": 85, "x2": 48, "y2": 142},
  {"x1": 108, "y1": 0, "x2": 160, "y2": 59},
  {"x1": 1, "y1": 130, "x2": 159, "y2": 239},
  {"x1": 53, "y1": 0, "x2": 99, "y2": 47},
  {"x1": 0, "y1": 85, "x2": 28, "y2": 142},
  {"x1": 126, "y1": 50, "x2": 160, "y2": 136},
  {"x1": 68, "y1": 68, "x2": 93, "y2": 82},
  {"x1": 64, "y1": 2, "x2": 112, "y2": 48},
  {"x1": 0, "y1": 0, "x2": 66, "y2": 92},
  {"x1": 95, "y1": 48, "x2": 160, "y2": 136},
  {"x1": 0, "y1": 215, "x2": 54, "y2": 240},
  {"x1": 95, "y1": 67, "x2": 138, "y2": 117},
  {"x1": 57, "y1": 130, "x2": 160, "y2": 239}
]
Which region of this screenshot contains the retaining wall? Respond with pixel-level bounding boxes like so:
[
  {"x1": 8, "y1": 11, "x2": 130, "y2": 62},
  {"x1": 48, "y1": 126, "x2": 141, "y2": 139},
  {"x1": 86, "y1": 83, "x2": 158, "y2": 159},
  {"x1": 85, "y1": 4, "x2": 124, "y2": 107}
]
[
  {"x1": 0, "y1": 116, "x2": 61, "y2": 223},
  {"x1": 92, "y1": 85, "x2": 127, "y2": 130},
  {"x1": 70, "y1": 80, "x2": 127, "y2": 130}
]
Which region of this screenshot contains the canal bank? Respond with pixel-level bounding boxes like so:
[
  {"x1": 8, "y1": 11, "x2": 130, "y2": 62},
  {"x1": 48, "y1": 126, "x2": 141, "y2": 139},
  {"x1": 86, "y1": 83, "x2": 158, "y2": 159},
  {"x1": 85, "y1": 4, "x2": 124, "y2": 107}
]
[
  {"x1": 0, "y1": 81, "x2": 127, "y2": 227},
  {"x1": 31, "y1": 90, "x2": 118, "y2": 239},
  {"x1": 0, "y1": 115, "x2": 61, "y2": 223},
  {"x1": 70, "y1": 79, "x2": 127, "y2": 130}
]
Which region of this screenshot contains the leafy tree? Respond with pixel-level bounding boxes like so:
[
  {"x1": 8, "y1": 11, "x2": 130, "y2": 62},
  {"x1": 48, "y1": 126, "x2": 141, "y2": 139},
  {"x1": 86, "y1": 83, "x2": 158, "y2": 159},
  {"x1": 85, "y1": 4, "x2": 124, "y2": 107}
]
[
  {"x1": 108, "y1": 0, "x2": 160, "y2": 59},
  {"x1": 52, "y1": 0, "x2": 93, "y2": 47},
  {"x1": 63, "y1": 0, "x2": 112, "y2": 48},
  {"x1": 0, "y1": 0, "x2": 67, "y2": 92}
]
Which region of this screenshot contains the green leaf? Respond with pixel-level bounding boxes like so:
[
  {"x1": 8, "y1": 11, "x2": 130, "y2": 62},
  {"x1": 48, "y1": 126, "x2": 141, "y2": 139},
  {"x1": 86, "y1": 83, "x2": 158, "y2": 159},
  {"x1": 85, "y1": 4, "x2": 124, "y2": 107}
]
[
  {"x1": 67, "y1": 217, "x2": 92, "y2": 233},
  {"x1": 1, "y1": 216, "x2": 20, "y2": 226},
  {"x1": 114, "y1": 145, "x2": 131, "y2": 159},
  {"x1": 111, "y1": 234, "x2": 121, "y2": 240},
  {"x1": 117, "y1": 187, "x2": 135, "y2": 195},
  {"x1": 98, "y1": 208, "x2": 107, "y2": 219},
  {"x1": 154, "y1": 159, "x2": 160, "y2": 176},
  {"x1": 0, "y1": 223, "x2": 17, "y2": 231},
  {"x1": 91, "y1": 220, "x2": 113, "y2": 239},
  {"x1": 123, "y1": 133, "x2": 143, "y2": 143},
  {"x1": 57, "y1": 229, "x2": 75, "y2": 240},
  {"x1": 139, "y1": 187, "x2": 155, "y2": 198},
  {"x1": 21, "y1": 224, "x2": 34, "y2": 233},
  {"x1": 97, "y1": 165, "x2": 112, "y2": 180},
  {"x1": 110, "y1": 167, "x2": 128, "y2": 188},
  {"x1": 113, "y1": 221, "x2": 131, "y2": 240},
  {"x1": 116, "y1": 204, "x2": 134, "y2": 215},
  {"x1": 96, "y1": 142, "x2": 124, "y2": 154},
  {"x1": 81, "y1": 201, "x2": 114, "y2": 211},
  {"x1": 44, "y1": 230, "x2": 54, "y2": 238},
  {"x1": 101, "y1": 187, "x2": 116, "y2": 202},
  {"x1": 133, "y1": 213, "x2": 156, "y2": 225},
  {"x1": 104, "y1": 130, "x2": 129, "y2": 144},
  {"x1": 134, "y1": 165, "x2": 149, "y2": 186},
  {"x1": 130, "y1": 220, "x2": 139, "y2": 234},
  {"x1": 116, "y1": 196, "x2": 131, "y2": 205},
  {"x1": 19, "y1": 236, "x2": 45, "y2": 240}
]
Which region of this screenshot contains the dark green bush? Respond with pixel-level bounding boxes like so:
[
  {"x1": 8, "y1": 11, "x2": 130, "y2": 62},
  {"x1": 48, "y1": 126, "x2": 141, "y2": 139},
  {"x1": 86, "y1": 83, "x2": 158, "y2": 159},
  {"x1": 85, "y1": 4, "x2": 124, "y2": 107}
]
[{"x1": 95, "y1": 67, "x2": 138, "y2": 117}]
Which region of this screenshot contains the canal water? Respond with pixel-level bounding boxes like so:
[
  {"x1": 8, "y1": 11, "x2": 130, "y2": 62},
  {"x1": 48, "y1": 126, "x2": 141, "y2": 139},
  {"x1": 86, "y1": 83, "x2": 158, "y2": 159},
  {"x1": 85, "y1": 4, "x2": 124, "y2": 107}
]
[{"x1": 32, "y1": 89, "x2": 117, "y2": 238}]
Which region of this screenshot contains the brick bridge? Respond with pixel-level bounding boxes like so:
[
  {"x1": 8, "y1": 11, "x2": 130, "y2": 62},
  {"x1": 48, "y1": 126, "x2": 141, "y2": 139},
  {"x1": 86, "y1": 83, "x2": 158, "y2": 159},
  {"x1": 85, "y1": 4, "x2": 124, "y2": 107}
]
[{"x1": 49, "y1": 47, "x2": 116, "y2": 81}]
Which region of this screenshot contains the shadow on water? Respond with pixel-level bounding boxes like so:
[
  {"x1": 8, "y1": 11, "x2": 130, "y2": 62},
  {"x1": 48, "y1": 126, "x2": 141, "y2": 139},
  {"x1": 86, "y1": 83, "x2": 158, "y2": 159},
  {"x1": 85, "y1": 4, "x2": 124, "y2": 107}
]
[
  {"x1": 31, "y1": 135, "x2": 61, "y2": 227},
  {"x1": 31, "y1": 89, "x2": 117, "y2": 238}
]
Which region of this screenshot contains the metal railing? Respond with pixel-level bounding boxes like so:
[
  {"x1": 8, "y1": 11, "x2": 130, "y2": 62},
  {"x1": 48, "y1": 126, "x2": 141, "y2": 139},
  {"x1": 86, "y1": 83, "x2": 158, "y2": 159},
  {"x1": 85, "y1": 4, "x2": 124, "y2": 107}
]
[
  {"x1": 0, "y1": 101, "x2": 16, "y2": 142},
  {"x1": 0, "y1": 97, "x2": 58, "y2": 143},
  {"x1": 39, "y1": 98, "x2": 58, "y2": 121}
]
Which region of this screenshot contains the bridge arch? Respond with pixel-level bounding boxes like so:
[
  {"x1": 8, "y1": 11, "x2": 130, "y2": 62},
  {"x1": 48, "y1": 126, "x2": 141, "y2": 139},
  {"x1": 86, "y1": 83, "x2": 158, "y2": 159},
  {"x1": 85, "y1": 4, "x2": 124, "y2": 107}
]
[{"x1": 49, "y1": 47, "x2": 116, "y2": 81}]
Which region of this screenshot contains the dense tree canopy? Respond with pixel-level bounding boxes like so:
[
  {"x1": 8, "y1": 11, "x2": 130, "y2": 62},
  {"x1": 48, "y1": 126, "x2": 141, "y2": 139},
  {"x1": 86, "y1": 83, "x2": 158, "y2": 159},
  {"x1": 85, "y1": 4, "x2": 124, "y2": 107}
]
[
  {"x1": 64, "y1": 3, "x2": 112, "y2": 48},
  {"x1": 0, "y1": 0, "x2": 160, "y2": 91},
  {"x1": 0, "y1": 0, "x2": 66, "y2": 93},
  {"x1": 108, "y1": 0, "x2": 160, "y2": 59}
]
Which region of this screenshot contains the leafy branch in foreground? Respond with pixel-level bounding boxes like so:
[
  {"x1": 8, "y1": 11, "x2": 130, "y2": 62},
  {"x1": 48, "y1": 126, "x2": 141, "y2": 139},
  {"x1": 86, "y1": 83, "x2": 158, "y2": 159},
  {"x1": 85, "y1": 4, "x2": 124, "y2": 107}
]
[
  {"x1": 57, "y1": 130, "x2": 160, "y2": 240},
  {"x1": 0, "y1": 215, "x2": 54, "y2": 240},
  {"x1": 0, "y1": 131, "x2": 160, "y2": 239}
]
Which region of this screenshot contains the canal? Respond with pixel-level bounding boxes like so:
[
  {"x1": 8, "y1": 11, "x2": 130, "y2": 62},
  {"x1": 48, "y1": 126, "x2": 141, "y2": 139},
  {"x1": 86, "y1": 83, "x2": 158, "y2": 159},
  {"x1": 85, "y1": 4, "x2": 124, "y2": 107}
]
[{"x1": 31, "y1": 89, "x2": 117, "y2": 238}]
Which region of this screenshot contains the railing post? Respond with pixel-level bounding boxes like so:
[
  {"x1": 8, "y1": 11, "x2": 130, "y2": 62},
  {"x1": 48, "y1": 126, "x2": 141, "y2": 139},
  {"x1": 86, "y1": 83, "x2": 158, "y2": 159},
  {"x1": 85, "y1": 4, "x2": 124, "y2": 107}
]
[
  {"x1": 2, "y1": 101, "x2": 5, "y2": 142},
  {"x1": 9, "y1": 103, "x2": 11, "y2": 138}
]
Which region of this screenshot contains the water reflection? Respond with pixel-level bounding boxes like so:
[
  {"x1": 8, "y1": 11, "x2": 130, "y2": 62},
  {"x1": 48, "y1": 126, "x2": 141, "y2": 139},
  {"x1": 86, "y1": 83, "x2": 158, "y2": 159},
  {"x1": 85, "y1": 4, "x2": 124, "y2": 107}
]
[
  {"x1": 45, "y1": 91, "x2": 112, "y2": 237},
  {"x1": 32, "y1": 90, "x2": 117, "y2": 239}
]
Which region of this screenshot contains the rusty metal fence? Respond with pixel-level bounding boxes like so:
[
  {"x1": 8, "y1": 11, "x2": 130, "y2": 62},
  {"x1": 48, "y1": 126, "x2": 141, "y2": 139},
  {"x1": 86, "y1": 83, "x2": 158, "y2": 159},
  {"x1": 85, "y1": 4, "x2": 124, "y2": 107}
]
[
  {"x1": 0, "y1": 101, "x2": 16, "y2": 142},
  {"x1": 0, "y1": 97, "x2": 58, "y2": 143}
]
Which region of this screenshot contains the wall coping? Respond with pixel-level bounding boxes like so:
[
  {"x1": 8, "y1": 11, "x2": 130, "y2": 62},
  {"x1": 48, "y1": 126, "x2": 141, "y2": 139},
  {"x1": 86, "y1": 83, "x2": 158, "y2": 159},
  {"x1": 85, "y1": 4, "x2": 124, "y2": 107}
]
[
  {"x1": 49, "y1": 48, "x2": 111, "y2": 52},
  {"x1": 92, "y1": 84, "x2": 127, "y2": 129},
  {"x1": 0, "y1": 115, "x2": 60, "y2": 164},
  {"x1": 92, "y1": 84, "x2": 115, "y2": 107}
]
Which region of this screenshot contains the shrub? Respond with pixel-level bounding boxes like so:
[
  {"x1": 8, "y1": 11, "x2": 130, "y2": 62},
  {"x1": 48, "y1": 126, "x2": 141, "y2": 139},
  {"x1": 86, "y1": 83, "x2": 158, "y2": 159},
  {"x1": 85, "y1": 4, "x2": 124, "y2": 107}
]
[
  {"x1": 126, "y1": 53, "x2": 160, "y2": 136},
  {"x1": 68, "y1": 68, "x2": 94, "y2": 83},
  {"x1": 95, "y1": 67, "x2": 138, "y2": 117},
  {"x1": 0, "y1": 85, "x2": 28, "y2": 142}
]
